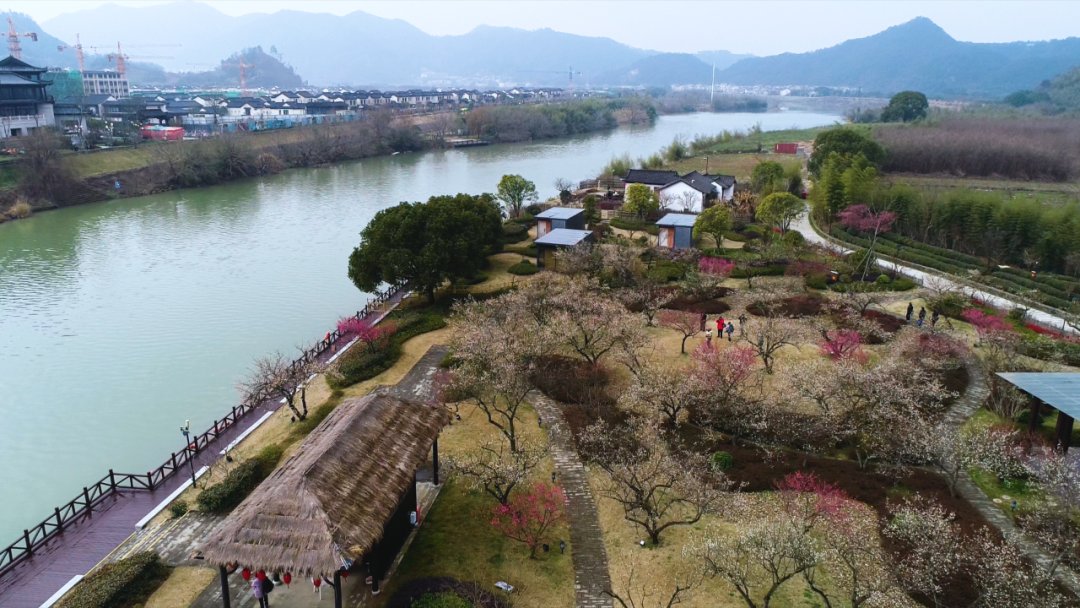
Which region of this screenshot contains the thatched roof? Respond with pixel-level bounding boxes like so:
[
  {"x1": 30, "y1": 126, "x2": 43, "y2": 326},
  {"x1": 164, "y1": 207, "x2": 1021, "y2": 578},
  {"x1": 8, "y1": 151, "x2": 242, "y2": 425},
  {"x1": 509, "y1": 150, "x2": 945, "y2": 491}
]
[{"x1": 202, "y1": 389, "x2": 448, "y2": 575}]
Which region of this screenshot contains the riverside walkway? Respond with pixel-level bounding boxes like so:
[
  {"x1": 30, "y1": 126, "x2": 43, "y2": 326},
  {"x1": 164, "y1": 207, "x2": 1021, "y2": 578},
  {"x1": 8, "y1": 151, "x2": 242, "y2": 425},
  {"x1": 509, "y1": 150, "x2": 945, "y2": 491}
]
[{"x1": 0, "y1": 289, "x2": 408, "y2": 608}]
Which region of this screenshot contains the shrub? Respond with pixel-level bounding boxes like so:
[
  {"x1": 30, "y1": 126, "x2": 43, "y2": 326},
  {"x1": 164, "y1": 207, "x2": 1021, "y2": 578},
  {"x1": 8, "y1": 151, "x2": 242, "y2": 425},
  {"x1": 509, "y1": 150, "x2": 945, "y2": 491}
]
[
  {"x1": 56, "y1": 552, "x2": 171, "y2": 608},
  {"x1": 411, "y1": 592, "x2": 474, "y2": 608},
  {"x1": 255, "y1": 153, "x2": 286, "y2": 174},
  {"x1": 647, "y1": 259, "x2": 689, "y2": 283},
  {"x1": 169, "y1": 500, "x2": 188, "y2": 519},
  {"x1": 805, "y1": 273, "x2": 829, "y2": 290},
  {"x1": 196, "y1": 444, "x2": 284, "y2": 514},
  {"x1": 5, "y1": 199, "x2": 32, "y2": 219},
  {"x1": 891, "y1": 277, "x2": 917, "y2": 291},
  {"x1": 503, "y1": 243, "x2": 538, "y2": 257},
  {"x1": 610, "y1": 216, "x2": 660, "y2": 235},
  {"x1": 710, "y1": 451, "x2": 734, "y2": 472},
  {"x1": 780, "y1": 230, "x2": 805, "y2": 247},
  {"x1": 508, "y1": 260, "x2": 539, "y2": 275},
  {"x1": 875, "y1": 274, "x2": 891, "y2": 285},
  {"x1": 500, "y1": 222, "x2": 529, "y2": 244},
  {"x1": 524, "y1": 203, "x2": 543, "y2": 216},
  {"x1": 331, "y1": 312, "x2": 448, "y2": 387}
]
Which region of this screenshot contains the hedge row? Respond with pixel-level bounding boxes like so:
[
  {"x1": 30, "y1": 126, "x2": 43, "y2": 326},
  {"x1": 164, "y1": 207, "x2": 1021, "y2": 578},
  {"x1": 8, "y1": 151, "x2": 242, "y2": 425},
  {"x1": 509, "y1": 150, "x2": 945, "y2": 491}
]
[
  {"x1": 331, "y1": 311, "x2": 448, "y2": 388},
  {"x1": 508, "y1": 260, "x2": 539, "y2": 275},
  {"x1": 56, "y1": 552, "x2": 171, "y2": 608},
  {"x1": 1018, "y1": 333, "x2": 1080, "y2": 367},
  {"x1": 503, "y1": 243, "x2": 538, "y2": 257},
  {"x1": 610, "y1": 217, "x2": 660, "y2": 235},
  {"x1": 196, "y1": 444, "x2": 284, "y2": 514},
  {"x1": 832, "y1": 228, "x2": 1078, "y2": 310}
]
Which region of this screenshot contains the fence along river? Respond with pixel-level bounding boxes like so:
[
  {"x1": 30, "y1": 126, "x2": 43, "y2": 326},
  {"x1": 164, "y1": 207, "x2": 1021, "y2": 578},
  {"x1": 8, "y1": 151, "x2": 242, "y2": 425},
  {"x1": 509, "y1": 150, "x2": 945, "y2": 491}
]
[{"x1": 0, "y1": 110, "x2": 839, "y2": 545}]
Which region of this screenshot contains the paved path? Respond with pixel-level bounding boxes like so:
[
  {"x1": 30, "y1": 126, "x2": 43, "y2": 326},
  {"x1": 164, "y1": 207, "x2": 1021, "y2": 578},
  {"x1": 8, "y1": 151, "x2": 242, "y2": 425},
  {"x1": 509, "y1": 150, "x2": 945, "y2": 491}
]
[
  {"x1": 0, "y1": 290, "x2": 409, "y2": 608},
  {"x1": 791, "y1": 210, "x2": 1077, "y2": 335},
  {"x1": 940, "y1": 357, "x2": 1080, "y2": 597},
  {"x1": 531, "y1": 394, "x2": 612, "y2": 608}
]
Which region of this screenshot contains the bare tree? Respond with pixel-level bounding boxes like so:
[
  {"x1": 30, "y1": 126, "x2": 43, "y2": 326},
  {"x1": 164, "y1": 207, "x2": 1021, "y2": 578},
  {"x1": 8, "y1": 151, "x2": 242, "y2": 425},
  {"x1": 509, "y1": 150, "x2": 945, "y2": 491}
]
[
  {"x1": 240, "y1": 351, "x2": 323, "y2": 421},
  {"x1": 446, "y1": 438, "x2": 547, "y2": 505},
  {"x1": 740, "y1": 315, "x2": 807, "y2": 374},
  {"x1": 581, "y1": 421, "x2": 732, "y2": 545},
  {"x1": 659, "y1": 309, "x2": 699, "y2": 354},
  {"x1": 604, "y1": 559, "x2": 702, "y2": 608}
]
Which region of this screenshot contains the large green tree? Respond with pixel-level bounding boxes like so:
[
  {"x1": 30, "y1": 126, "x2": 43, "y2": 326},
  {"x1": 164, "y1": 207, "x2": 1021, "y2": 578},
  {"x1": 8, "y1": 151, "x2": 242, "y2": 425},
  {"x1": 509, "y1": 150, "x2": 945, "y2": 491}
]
[
  {"x1": 693, "y1": 205, "x2": 733, "y2": 247},
  {"x1": 623, "y1": 183, "x2": 659, "y2": 219},
  {"x1": 496, "y1": 174, "x2": 538, "y2": 218},
  {"x1": 348, "y1": 193, "x2": 502, "y2": 302},
  {"x1": 881, "y1": 91, "x2": 929, "y2": 122},
  {"x1": 755, "y1": 192, "x2": 804, "y2": 233},
  {"x1": 808, "y1": 128, "x2": 885, "y2": 177},
  {"x1": 750, "y1": 160, "x2": 785, "y2": 194}
]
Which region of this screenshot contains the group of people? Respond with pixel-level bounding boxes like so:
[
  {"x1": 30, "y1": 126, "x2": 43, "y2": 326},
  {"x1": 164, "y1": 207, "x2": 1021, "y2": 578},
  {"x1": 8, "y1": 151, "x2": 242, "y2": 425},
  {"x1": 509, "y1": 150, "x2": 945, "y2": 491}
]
[
  {"x1": 906, "y1": 302, "x2": 940, "y2": 328},
  {"x1": 700, "y1": 312, "x2": 741, "y2": 346}
]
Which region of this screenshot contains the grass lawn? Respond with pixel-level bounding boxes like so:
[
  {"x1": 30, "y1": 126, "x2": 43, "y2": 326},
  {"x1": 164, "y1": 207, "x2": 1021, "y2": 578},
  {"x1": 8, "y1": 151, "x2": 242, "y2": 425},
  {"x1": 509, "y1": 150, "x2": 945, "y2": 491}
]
[
  {"x1": 63, "y1": 146, "x2": 158, "y2": 178},
  {"x1": 375, "y1": 399, "x2": 573, "y2": 608},
  {"x1": 144, "y1": 566, "x2": 216, "y2": 608},
  {"x1": 883, "y1": 174, "x2": 1080, "y2": 206},
  {"x1": 666, "y1": 153, "x2": 794, "y2": 183}
]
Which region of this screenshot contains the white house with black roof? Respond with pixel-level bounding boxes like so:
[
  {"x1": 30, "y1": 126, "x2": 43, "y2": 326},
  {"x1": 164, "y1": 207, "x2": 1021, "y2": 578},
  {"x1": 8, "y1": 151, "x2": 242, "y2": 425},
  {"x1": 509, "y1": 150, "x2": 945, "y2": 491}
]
[
  {"x1": 657, "y1": 170, "x2": 737, "y2": 213},
  {"x1": 0, "y1": 56, "x2": 55, "y2": 138}
]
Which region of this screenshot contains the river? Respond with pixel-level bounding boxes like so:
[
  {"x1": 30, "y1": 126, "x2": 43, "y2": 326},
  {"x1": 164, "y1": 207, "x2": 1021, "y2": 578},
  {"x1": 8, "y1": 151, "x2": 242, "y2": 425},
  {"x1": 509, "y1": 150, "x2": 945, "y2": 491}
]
[{"x1": 0, "y1": 111, "x2": 839, "y2": 543}]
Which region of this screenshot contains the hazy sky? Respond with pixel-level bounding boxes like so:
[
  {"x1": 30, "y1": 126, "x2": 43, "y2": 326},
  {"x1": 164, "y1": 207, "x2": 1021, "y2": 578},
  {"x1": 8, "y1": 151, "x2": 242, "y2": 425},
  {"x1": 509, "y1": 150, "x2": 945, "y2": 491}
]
[{"x1": 4, "y1": 0, "x2": 1078, "y2": 55}]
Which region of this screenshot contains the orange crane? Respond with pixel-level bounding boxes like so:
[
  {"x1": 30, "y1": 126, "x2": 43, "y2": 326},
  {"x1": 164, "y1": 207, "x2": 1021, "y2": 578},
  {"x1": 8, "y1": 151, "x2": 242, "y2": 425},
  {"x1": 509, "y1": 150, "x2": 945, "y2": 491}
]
[
  {"x1": 56, "y1": 34, "x2": 102, "y2": 72},
  {"x1": 221, "y1": 59, "x2": 254, "y2": 96},
  {"x1": 6, "y1": 16, "x2": 38, "y2": 59},
  {"x1": 106, "y1": 42, "x2": 179, "y2": 76}
]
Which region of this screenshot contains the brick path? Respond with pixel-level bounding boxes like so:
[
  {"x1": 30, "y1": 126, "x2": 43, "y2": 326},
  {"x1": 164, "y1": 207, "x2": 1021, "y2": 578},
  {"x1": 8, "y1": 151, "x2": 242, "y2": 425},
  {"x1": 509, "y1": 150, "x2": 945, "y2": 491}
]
[
  {"x1": 942, "y1": 356, "x2": 1080, "y2": 597},
  {"x1": 531, "y1": 394, "x2": 612, "y2": 608}
]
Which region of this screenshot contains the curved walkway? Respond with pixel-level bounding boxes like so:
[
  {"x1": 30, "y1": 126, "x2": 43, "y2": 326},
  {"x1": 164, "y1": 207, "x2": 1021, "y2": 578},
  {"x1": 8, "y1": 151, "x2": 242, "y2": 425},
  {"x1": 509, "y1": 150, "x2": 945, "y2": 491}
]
[
  {"x1": 791, "y1": 210, "x2": 1077, "y2": 334},
  {"x1": 942, "y1": 357, "x2": 1080, "y2": 596},
  {"x1": 531, "y1": 394, "x2": 612, "y2": 608}
]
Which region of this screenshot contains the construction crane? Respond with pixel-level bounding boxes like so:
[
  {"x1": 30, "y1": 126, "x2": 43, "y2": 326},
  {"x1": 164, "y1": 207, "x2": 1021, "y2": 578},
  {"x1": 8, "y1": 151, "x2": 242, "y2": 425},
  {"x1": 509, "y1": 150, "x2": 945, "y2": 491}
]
[
  {"x1": 106, "y1": 42, "x2": 179, "y2": 76},
  {"x1": 6, "y1": 16, "x2": 38, "y2": 60},
  {"x1": 56, "y1": 34, "x2": 103, "y2": 72},
  {"x1": 519, "y1": 66, "x2": 583, "y2": 89},
  {"x1": 221, "y1": 59, "x2": 254, "y2": 96}
]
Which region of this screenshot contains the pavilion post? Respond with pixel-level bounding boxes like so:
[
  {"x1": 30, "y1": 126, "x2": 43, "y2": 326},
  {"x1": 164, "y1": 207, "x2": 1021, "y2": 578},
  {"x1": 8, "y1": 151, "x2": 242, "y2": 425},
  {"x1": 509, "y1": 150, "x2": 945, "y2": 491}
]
[
  {"x1": 334, "y1": 571, "x2": 342, "y2": 608},
  {"x1": 432, "y1": 437, "x2": 440, "y2": 485},
  {"x1": 1055, "y1": 412, "x2": 1074, "y2": 454},
  {"x1": 218, "y1": 565, "x2": 232, "y2": 608},
  {"x1": 1028, "y1": 399, "x2": 1042, "y2": 433}
]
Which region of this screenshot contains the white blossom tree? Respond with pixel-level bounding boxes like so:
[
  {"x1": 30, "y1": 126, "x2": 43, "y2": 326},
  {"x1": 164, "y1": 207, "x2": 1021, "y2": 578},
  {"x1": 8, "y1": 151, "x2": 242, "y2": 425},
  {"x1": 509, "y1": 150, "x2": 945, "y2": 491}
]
[{"x1": 445, "y1": 438, "x2": 547, "y2": 505}]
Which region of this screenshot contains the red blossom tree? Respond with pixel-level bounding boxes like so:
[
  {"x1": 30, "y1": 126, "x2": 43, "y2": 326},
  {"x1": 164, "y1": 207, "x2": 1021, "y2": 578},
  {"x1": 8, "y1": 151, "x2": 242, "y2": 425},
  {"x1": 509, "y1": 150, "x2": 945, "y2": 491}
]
[
  {"x1": 837, "y1": 204, "x2": 898, "y2": 281},
  {"x1": 490, "y1": 482, "x2": 567, "y2": 558},
  {"x1": 961, "y1": 308, "x2": 1011, "y2": 334},
  {"x1": 698, "y1": 256, "x2": 735, "y2": 278},
  {"x1": 818, "y1": 329, "x2": 866, "y2": 363},
  {"x1": 775, "y1": 471, "x2": 851, "y2": 524},
  {"x1": 338, "y1": 317, "x2": 396, "y2": 353}
]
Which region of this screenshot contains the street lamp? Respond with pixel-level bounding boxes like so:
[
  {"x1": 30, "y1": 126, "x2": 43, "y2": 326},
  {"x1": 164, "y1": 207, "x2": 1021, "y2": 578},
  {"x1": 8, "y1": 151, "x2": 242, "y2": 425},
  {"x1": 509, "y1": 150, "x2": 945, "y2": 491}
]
[{"x1": 180, "y1": 420, "x2": 197, "y2": 487}]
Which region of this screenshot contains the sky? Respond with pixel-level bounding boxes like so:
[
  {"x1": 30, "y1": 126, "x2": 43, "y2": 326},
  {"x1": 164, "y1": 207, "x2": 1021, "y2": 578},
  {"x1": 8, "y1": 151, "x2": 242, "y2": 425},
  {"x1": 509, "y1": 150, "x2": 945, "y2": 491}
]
[{"x1": 3, "y1": 0, "x2": 1078, "y2": 56}]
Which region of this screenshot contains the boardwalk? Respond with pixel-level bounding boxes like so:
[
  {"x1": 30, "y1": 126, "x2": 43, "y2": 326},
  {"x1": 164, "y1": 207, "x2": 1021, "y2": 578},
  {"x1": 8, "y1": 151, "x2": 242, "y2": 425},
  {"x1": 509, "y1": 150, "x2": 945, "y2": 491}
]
[
  {"x1": 532, "y1": 394, "x2": 613, "y2": 608},
  {"x1": 0, "y1": 290, "x2": 408, "y2": 607}
]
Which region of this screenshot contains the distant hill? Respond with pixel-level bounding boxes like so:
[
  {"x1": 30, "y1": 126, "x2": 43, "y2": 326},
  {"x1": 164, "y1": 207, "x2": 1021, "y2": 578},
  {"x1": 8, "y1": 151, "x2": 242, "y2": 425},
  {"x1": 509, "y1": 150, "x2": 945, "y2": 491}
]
[
  {"x1": 42, "y1": 2, "x2": 650, "y2": 87},
  {"x1": 696, "y1": 50, "x2": 753, "y2": 71},
  {"x1": 716, "y1": 17, "x2": 1080, "y2": 98},
  {"x1": 599, "y1": 53, "x2": 714, "y2": 87},
  {"x1": 1004, "y1": 66, "x2": 1080, "y2": 113},
  {"x1": 172, "y1": 47, "x2": 303, "y2": 89}
]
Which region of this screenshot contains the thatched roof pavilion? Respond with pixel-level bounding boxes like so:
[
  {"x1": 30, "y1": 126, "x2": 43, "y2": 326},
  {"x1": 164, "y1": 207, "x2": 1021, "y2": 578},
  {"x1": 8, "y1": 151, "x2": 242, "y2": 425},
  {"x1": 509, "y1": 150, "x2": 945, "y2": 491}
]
[{"x1": 203, "y1": 389, "x2": 449, "y2": 581}]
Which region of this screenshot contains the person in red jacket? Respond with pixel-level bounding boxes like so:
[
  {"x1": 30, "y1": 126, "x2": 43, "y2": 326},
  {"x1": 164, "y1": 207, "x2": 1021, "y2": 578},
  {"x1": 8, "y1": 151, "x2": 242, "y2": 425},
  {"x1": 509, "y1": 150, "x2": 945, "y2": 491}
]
[{"x1": 716, "y1": 316, "x2": 725, "y2": 336}]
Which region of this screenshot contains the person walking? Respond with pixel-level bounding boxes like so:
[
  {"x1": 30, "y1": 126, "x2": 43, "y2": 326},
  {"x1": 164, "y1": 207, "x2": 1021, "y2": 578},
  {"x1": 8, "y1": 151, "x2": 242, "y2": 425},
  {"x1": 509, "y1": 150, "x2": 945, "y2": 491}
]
[
  {"x1": 906, "y1": 302, "x2": 914, "y2": 322},
  {"x1": 738, "y1": 313, "x2": 747, "y2": 336},
  {"x1": 251, "y1": 577, "x2": 269, "y2": 608},
  {"x1": 918, "y1": 307, "x2": 927, "y2": 327},
  {"x1": 716, "y1": 316, "x2": 725, "y2": 338},
  {"x1": 705, "y1": 327, "x2": 713, "y2": 346},
  {"x1": 725, "y1": 321, "x2": 735, "y2": 342},
  {"x1": 931, "y1": 309, "x2": 940, "y2": 328},
  {"x1": 699, "y1": 312, "x2": 707, "y2": 332}
]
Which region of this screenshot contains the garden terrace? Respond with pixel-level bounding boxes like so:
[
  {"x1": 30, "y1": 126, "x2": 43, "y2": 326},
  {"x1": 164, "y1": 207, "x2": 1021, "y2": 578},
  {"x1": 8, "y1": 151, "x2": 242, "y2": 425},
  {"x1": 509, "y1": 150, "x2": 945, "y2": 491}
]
[{"x1": 202, "y1": 389, "x2": 449, "y2": 602}]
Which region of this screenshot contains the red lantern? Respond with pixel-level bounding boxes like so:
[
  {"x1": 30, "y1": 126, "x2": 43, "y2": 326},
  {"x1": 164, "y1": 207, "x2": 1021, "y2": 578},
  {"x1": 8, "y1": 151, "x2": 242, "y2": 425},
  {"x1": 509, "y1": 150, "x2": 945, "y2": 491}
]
[
  {"x1": 256, "y1": 570, "x2": 266, "y2": 581},
  {"x1": 283, "y1": 572, "x2": 292, "y2": 587},
  {"x1": 241, "y1": 568, "x2": 251, "y2": 581},
  {"x1": 313, "y1": 577, "x2": 322, "y2": 588}
]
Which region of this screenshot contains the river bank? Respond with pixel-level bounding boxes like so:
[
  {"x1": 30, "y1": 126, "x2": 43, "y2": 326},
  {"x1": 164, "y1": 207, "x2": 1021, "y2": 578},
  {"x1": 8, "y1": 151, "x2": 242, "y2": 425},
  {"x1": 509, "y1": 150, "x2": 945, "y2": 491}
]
[{"x1": 1, "y1": 98, "x2": 658, "y2": 220}]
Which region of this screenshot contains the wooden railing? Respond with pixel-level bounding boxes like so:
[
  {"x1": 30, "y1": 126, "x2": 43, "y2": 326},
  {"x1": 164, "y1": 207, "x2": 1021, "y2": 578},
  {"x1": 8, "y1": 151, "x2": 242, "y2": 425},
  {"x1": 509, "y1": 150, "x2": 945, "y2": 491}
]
[{"x1": 0, "y1": 281, "x2": 408, "y2": 579}]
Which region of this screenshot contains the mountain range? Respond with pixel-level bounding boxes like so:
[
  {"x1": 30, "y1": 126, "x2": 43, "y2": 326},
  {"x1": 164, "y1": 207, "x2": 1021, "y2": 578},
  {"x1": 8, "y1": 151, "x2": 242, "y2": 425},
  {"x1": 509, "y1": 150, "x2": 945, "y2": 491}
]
[{"x1": 1, "y1": 4, "x2": 1078, "y2": 99}]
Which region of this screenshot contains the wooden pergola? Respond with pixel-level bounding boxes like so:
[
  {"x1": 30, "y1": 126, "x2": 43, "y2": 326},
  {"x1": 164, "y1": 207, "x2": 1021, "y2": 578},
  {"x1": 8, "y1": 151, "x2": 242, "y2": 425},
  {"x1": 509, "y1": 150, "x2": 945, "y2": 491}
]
[
  {"x1": 997, "y1": 372, "x2": 1080, "y2": 453},
  {"x1": 202, "y1": 389, "x2": 448, "y2": 607}
]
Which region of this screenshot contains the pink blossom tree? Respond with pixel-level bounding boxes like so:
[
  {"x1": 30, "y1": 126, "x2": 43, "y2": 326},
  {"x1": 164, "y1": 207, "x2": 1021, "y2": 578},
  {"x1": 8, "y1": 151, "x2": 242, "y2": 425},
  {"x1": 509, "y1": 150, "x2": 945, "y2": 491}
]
[
  {"x1": 490, "y1": 482, "x2": 567, "y2": 558},
  {"x1": 698, "y1": 256, "x2": 735, "y2": 278},
  {"x1": 818, "y1": 329, "x2": 865, "y2": 363},
  {"x1": 837, "y1": 204, "x2": 897, "y2": 281}
]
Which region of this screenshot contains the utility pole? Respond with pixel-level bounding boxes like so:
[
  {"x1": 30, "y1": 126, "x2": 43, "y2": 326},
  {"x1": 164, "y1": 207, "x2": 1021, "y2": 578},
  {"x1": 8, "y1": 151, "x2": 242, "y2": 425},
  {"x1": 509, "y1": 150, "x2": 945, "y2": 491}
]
[{"x1": 710, "y1": 64, "x2": 716, "y2": 106}]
